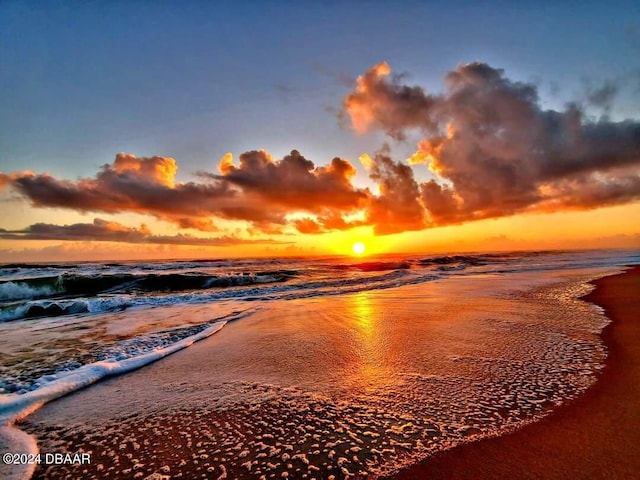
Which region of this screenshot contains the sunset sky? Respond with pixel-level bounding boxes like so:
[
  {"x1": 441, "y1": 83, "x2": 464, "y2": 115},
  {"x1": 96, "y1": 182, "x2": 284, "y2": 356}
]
[{"x1": 1, "y1": 1, "x2": 639, "y2": 261}]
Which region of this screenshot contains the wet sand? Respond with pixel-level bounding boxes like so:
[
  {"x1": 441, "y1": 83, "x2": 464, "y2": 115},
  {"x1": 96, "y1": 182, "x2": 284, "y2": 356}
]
[
  {"x1": 390, "y1": 265, "x2": 640, "y2": 480},
  {"x1": 10, "y1": 268, "x2": 625, "y2": 479}
]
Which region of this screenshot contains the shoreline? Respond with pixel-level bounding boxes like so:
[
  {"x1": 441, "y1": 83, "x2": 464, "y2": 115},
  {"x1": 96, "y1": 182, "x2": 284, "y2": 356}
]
[
  {"x1": 389, "y1": 265, "x2": 640, "y2": 480},
  {"x1": 6, "y1": 264, "x2": 634, "y2": 479}
]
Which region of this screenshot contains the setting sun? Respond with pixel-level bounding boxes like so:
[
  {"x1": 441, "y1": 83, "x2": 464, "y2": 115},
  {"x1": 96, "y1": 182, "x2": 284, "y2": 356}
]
[
  {"x1": 2, "y1": 4, "x2": 640, "y2": 480},
  {"x1": 352, "y1": 241, "x2": 366, "y2": 255}
]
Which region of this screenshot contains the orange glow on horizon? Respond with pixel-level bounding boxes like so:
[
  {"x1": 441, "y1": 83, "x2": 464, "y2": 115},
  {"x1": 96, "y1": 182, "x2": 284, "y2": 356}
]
[{"x1": 0, "y1": 203, "x2": 638, "y2": 262}]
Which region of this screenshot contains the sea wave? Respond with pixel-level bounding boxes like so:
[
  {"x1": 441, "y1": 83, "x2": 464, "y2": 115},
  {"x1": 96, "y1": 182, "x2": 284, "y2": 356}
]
[
  {"x1": 2, "y1": 250, "x2": 639, "y2": 324},
  {"x1": 0, "y1": 269, "x2": 429, "y2": 322},
  {"x1": 0, "y1": 271, "x2": 295, "y2": 301},
  {"x1": 0, "y1": 309, "x2": 258, "y2": 425},
  {"x1": 0, "y1": 280, "x2": 62, "y2": 301},
  {"x1": 418, "y1": 254, "x2": 490, "y2": 267},
  {"x1": 333, "y1": 261, "x2": 412, "y2": 272}
]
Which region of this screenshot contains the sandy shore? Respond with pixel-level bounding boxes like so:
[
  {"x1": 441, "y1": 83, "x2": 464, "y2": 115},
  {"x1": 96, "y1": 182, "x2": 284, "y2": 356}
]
[
  {"x1": 9, "y1": 266, "x2": 629, "y2": 479},
  {"x1": 390, "y1": 265, "x2": 640, "y2": 480}
]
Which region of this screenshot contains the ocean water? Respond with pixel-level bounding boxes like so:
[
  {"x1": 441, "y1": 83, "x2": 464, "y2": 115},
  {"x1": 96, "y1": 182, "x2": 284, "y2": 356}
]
[{"x1": 0, "y1": 249, "x2": 639, "y2": 479}]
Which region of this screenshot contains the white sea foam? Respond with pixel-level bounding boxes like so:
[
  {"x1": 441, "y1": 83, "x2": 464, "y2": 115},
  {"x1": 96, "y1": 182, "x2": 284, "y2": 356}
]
[
  {"x1": 0, "y1": 425, "x2": 38, "y2": 480},
  {"x1": 0, "y1": 320, "x2": 229, "y2": 426}
]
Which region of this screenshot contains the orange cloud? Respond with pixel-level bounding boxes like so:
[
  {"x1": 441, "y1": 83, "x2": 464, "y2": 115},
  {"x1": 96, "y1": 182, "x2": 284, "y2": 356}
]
[
  {"x1": 365, "y1": 151, "x2": 427, "y2": 234},
  {"x1": 293, "y1": 217, "x2": 324, "y2": 234},
  {"x1": 342, "y1": 62, "x2": 640, "y2": 226},
  {"x1": 1, "y1": 151, "x2": 370, "y2": 235},
  {"x1": 113, "y1": 153, "x2": 178, "y2": 187},
  {"x1": 292, "y1": 212, "x2": 367, "y2": 235},
  {"x1": 207, "y1": 149, "x2": 370, "y2": 232},
  {"x1": 343, "y1": 61, "x2": 439, "y2": 140},
  {"x1": 217, "y1": 152, "x2": 235, "y2": 175},
  {"x1": 212, "y1": 149, "x2": 366, "y2": 211},
  {"x1": 0, "y1": 155, "x2": 244, "y2": 226}
]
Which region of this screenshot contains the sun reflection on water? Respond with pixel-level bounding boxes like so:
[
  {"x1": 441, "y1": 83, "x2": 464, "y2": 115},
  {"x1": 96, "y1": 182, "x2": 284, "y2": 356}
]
[
  {"x1": 348, "y1": 292, "x2": 394, "y2": 391},
  {"x1": 352, "y1": 291, "x2": 373, "y2": 334}
]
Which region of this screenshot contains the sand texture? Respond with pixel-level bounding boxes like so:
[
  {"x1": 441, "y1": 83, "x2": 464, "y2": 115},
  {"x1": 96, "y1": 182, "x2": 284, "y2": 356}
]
[{"x1": 390, "y1": 265, "x2": 640, "y2": 480}]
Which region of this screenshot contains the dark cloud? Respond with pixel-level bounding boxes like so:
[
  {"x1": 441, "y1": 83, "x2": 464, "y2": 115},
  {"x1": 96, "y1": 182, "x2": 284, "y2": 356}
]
[
  {"x1": 1, "y1": 151, "x2": 369, "y2": 234},
  {"x1": 214, "y1": 149, "x2": 368, "y2": 212},
  {"x1": 0, "y1": 153, "x2": 237, "y2": 224},
  {"x1": 364, "y1": 151, "x2": 427, "y2": 234},
  {"x1": 584, "y1": 79, "x2": 619, "y2": 110},
  {"x1": 419, "y1": 180, "x2": 461, "y2": 223},
  {"x1": 0, "y1": 218, "x2": 286, "y2": 246},
  {"x1": 343, "y1": 62, "x2": 640, "y2": 226}
]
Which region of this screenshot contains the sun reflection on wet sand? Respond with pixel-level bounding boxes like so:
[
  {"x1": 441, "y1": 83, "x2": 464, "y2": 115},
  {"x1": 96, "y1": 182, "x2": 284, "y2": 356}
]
[{"x1": 347, "y1": 291, "x2": 395, "y2": 391}]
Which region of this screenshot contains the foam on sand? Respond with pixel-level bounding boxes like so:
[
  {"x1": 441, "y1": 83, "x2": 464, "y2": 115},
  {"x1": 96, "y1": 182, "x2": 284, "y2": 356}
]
[
  {"x1": 0, "y1": 425, "x2": 38, "y2": 480},
  {"x1": 0, "y1": 308, "x2": 262, "y2": 480},
  {"x1": 0, "y1": 319, "x2": 231, "y2": 427},
  {"x1": 0, "y1": 317, "x2": 241, "y2": 480}
]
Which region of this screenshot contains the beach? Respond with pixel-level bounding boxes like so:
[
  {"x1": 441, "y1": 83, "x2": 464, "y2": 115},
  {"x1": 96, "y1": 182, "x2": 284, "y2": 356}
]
[
  {"x1": 390, "y1": 265, "x2": 640, "y2": 480},
  {"x1": 3, "y1": 2, "x2": 640, "y2": 478},
  {"x1": 0, "y1": 251, "x2": 637, "y2": 479}
]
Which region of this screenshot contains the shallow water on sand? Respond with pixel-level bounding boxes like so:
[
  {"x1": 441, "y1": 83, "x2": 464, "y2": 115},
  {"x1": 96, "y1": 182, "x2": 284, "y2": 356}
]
[{"x1": 22, "y1": 268, "x2": 614, "y2": 479}]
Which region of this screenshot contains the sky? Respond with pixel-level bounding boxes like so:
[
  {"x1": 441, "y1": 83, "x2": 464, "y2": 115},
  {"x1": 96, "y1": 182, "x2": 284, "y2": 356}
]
[{"x1": 1, "y1": 0, "x2": 639, "y2": 261}]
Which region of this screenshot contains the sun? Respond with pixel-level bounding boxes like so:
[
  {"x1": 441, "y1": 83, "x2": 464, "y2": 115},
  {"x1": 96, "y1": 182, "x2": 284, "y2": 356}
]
[{"x1": 352, "y1": 241, "x2": 366, "y2": 255}]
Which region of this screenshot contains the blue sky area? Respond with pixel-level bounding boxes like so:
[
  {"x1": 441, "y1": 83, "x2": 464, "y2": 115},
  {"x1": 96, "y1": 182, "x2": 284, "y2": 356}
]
[{"x1": 2, "y1": 1, "x2": 639, "y2": 181}]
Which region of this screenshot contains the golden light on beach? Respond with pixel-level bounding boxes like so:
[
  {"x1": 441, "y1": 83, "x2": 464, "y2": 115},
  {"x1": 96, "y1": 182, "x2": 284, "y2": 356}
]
[
  {"x1": 3, "y1": 3, "x2": 640, "y2": 480},
  {"x1": 352, "y1": 241, "x2": 366, "y2": 255}
]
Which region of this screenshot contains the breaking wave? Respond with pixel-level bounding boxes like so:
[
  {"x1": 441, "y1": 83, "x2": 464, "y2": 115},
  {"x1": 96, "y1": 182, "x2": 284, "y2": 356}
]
[{"x1": 0, "y1": 280, "x2": 62, "y2": 301}]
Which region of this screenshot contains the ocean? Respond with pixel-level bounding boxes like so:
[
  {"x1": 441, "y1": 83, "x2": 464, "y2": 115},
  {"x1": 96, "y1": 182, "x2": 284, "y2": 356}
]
[{"x1": 1, "y1": 249, "x2": 638, "y2": 479}]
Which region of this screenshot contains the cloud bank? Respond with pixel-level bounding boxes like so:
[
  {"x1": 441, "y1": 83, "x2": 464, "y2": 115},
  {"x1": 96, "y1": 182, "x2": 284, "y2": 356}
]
[
  {"x1": 343, "y1": 62, "x2": 640, "y2": 227},
  {"x1": 1, "y1": 61, "x2": 639, "y2": 239},
  {"x1": 0, "y1": 218, "x2": 285, "y2": 246},
  {"x1": 0, "y1": 151, "x2": 370, "y2": 235}
]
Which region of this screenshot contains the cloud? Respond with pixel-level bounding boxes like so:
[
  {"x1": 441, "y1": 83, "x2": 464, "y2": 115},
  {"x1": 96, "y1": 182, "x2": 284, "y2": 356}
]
[
  {"x1": 2, "y1": 62, "x2": 639, "y2": 241},
  {"x1": 584, "y1": 79, "x2": 619, "y2": 111},
  {"x1": 0, "y1": 153, "x2": 237, "y2": 223},
  {"x1": 292, "y1": 212, "x2": 366, "y2": 235},
  {"x1": 0, "y1": 218, "x2": 287, "y2": 246},
  {"x1": 1, "y1": 151, "x2": 369, "y2": 234},
  {"x1": 342, "y1": 62, "x2": 439, "y2": 140},
  {"x1": 174, "y1": 217, "x2": 220, "y2": 232},
  {"x1": 293, "y1": 217, "x2": 324, "y2": 234},
  {"x1": 0, "y1": 173, "x2": 10, "y2": 189},
  {"x1": 342, "y1": 62, "x2": 640, "y2": 226},
  {"x1": 213, "y1": 149, "x2": 368, "y2": 213},
  {"x1": 363, "y1": 150, "x2": 427, "y2": 234}
]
